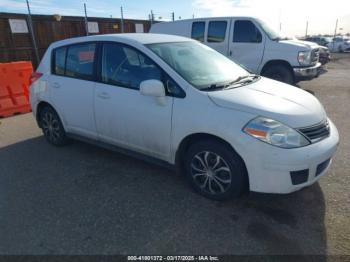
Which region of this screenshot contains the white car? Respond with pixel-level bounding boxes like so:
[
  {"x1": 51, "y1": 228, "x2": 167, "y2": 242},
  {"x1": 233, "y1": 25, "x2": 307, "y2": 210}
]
[
  {"x1": 327, "y1": 37, "x2": 350, "y2": 53},
  {"x1": 30, "y1": 33, "x2": 339, "y2": 200},
  {"x1": 150, "y1": 17, "x2": 322, "y2": 85}
]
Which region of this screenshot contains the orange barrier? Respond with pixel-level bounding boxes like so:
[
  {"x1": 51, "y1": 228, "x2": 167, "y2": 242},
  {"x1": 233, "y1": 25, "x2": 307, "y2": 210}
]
[{"x1": 0, "y1": 61, "x2": 33, "y2": 118}]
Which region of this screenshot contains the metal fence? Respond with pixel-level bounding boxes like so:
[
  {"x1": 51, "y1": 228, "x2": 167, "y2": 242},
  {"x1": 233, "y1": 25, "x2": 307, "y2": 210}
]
[{"x1": 0, "y1": 12, "x2": 152, "y2": 68}]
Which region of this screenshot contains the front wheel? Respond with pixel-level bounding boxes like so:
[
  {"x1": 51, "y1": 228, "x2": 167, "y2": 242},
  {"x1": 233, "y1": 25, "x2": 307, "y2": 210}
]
[
  {"x1": 262, "y1": 64, "x2": 294, "y2": 85},
  {"x1": 184, "y1": 140, "x2": 247, "y2": 200}
]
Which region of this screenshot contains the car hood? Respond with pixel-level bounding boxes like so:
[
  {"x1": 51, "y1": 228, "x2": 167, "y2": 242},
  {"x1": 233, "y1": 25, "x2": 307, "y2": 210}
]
[
  {"x1": 279, "y1": 39, "x2": 319, "y2": 50},
  {"x1": 207, "y1": 77, "x2": 327, "y2": 128}
]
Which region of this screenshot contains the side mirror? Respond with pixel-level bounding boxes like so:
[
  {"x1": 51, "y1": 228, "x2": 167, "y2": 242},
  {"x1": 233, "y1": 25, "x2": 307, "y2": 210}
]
[{"x1": 140, "y1": 80, "x2": 165, "y2": 97}]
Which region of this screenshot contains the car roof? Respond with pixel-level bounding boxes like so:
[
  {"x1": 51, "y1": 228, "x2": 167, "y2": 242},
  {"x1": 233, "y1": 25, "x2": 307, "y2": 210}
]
[
  {"x1": 50, "y1": 33, "x2": 193, "y2": 48},
  {"x1": 156, "y1": 16, "x2": 259, "y2": 23}
]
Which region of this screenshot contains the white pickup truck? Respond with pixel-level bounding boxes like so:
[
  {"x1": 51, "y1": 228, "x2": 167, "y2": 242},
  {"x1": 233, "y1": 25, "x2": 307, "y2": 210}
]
[{"x1": 150, "y1": 17, "x2": 322, "y2": 85}]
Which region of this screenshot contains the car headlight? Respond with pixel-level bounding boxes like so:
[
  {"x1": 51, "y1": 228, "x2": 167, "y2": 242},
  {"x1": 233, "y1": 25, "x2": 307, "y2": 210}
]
[
  {"x1": 298, "y1": 51, "x2": 312, "y2": 65},
  {"x1": 243, "y1": 117, "x2": 310, "y2": 148}
]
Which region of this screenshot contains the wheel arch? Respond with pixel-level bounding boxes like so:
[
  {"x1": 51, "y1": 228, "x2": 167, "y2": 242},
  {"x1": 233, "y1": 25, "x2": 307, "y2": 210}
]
[
  {"x1": 175, "y1": 133, "x2": 249, "y2": 189},
  {"x1": 36, "y1": 101, "x2": 58, "y2": 128},
  {"x1": 261, "y1": 59, "x2": 294, "y2": 75}
]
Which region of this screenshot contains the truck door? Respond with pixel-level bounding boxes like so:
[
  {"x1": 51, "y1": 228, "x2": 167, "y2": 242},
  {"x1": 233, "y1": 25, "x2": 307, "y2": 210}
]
[
  {"x1": 228, "y1": 19, "x2": 265, "y2": 73},
  {"x1": 204, "y1": 19, "x2": 231, "y2": 56}
]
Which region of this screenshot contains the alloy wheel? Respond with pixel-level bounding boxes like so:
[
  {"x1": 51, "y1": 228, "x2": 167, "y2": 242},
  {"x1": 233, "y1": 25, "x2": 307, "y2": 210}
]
[
  {"x1": 190, "y1": 151, "x2": 232, "y2": 195},
  {"x1": 41, "y1": 111, "x2": 61, "y2": 143}
]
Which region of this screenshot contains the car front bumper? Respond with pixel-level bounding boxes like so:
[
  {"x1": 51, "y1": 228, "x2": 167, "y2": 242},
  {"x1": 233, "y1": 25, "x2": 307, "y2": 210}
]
[
  {"x1": 240, "y1": 119, "x2": 339, "y2": 194},
  {"x1": 293, "y1": 62, "x2": 322, "y2": 81}
]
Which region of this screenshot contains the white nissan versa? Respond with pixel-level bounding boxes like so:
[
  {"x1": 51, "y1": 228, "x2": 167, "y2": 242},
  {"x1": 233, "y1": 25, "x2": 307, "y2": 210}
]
[{"x1": 30, "y1": 34, "x2": 339, "y2": 200}]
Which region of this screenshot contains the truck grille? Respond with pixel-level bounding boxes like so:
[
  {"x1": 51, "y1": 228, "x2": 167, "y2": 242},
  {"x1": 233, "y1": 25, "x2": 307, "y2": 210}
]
[
  {"x1": 298, "y1": 120, "x2": 330, "y2": 143},
  {"x1": 311, "y1": 48, "x2": 320, "y2": 64}
]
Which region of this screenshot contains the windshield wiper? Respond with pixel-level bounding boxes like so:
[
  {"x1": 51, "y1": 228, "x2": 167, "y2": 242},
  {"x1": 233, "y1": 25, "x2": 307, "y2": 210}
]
[
  {"x1": 201, "y1": 74, "x2": 259, "y2": 91},
  {"x1": 224, "y1": 74, "x2": 259, "y2": 88},
  {"x1": 200, "y1": 80, "x2": 234, "y2": 91},
  {"x1": 272, "y1": 36, "x2": 292, "y2": 41}
]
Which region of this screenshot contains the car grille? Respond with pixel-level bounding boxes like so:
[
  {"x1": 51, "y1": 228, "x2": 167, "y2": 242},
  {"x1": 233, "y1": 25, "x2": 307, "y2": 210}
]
[
  {"x1": 311, "y1": 48, "x2": 320, "y2": 64},
  {"x1": 298, "y1": 120, "x2": 330, "y2": 143}
]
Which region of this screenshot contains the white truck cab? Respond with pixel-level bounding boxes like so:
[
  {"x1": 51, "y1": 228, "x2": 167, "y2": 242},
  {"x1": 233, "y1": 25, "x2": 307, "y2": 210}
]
[{"x1": 150, "y1": 17, "x2": 322, "y2": 85}]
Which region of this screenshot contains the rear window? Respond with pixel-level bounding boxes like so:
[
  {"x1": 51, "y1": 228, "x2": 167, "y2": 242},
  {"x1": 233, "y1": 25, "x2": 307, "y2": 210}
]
[
  {"x1": 207, "y1": 21, "x2": 227, "y2": 42},
  {"x1": 52, "y1": 43, "x2": 96, "y2": 81},
  {"x1": 65, "y1": 43, "x2": 96, "y2": 80},
  {"x1": 191, "y1": 22, "x2": 205, "y2": 42},
  {"x1": 53, "y1": 47, "x2": 66, "y2": 75}
]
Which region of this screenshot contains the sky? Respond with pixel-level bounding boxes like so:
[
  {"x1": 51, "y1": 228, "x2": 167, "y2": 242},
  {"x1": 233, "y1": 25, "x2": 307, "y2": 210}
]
[{"x1": 1, "y1": 0, "x2": 350, "y2": 36}]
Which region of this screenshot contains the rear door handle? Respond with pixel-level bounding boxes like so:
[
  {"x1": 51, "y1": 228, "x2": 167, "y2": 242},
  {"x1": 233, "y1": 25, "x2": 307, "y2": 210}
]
[
  {"x1": 52, "y1": 82, "x2": 60, "y2": 88},
  {"x1": 97, "y1": 92, "x2": 111, "y2": 99}
]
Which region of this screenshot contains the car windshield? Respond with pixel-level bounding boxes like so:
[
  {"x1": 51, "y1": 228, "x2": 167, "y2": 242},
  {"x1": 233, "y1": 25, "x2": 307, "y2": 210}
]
[{"x1": 146, "y1": 41, "x2": 248, "y2": 90}]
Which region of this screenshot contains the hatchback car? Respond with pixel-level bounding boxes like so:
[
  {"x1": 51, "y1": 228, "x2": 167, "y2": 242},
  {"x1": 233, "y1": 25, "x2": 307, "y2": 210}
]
[{"x1": 30, "y1": 34, "x2": 339, "y2": 200}]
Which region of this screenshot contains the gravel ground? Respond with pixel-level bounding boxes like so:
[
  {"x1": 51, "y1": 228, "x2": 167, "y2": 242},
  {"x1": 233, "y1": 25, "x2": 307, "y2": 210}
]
[{"x1": 0, "y1": 54, "x2": 349, "y2": 255}]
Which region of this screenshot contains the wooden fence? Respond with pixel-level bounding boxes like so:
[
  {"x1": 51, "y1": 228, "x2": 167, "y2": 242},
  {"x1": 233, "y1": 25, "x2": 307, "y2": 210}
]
[{"x1": 0, "y1": 12, "x2": 152, "y2": 68}]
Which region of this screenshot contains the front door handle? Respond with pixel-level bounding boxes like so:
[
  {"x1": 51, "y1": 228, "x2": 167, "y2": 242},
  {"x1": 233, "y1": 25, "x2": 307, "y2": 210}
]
[
  {"x1": 97, "y1": 92, "x2": 111, "y2": 99},
  {"x1": 52, "y1": 82, "x2": 60, "y2": 88}
]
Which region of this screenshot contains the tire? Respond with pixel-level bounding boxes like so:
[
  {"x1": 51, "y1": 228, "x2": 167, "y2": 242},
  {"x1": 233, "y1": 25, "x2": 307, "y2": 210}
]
[
  {"x1": 262, "y1": 64, "x2": 294, "y2": 85},
  {"x1": 338, "y1": 46, "x2": 344, "y2": 53},
  {"x1": 39, "y1": 106, "x2": 68, "y2": 146},
  {"x1": 184, "y1": 140, "x2": 247, "y2": 200}
]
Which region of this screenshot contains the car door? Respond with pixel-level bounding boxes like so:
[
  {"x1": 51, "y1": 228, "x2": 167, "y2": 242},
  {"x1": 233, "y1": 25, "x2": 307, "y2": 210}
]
[
  {"x1": 49, "y1": 42, "x2": 97, "y2": 139},
  {"x1": 228, "y1": 19, "x2": 265, "y2": 73},
  {"x1": 204, "y1": 19, "x2": 230, "y2": 56},
  {"x1": 94, "y1": 42, "x2": 174, "y2": 160}
]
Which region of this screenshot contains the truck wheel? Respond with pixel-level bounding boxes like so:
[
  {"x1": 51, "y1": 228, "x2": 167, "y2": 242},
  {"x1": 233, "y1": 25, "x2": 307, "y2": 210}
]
[
  {"x1": 184, "y1": 140, "x2": 247, "y2": 200},
  {"x1": 262, "y1": 65, "x2": 294, "y2": 85}
]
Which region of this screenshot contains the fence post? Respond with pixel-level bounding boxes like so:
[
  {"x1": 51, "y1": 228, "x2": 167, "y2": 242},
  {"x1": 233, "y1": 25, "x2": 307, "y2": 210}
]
[
  {"x1": 84, "y1": 3, "x2": 89, "y2": 36},
  {"x1": 120, "y1": 6, "x2": 124, "y2": 33},
  {"x1": 26, "y1": 0, "x2": 39, "y2": 67},
  {"x1": 150, "y1": 10, "x2": 154, "y2": 24}
]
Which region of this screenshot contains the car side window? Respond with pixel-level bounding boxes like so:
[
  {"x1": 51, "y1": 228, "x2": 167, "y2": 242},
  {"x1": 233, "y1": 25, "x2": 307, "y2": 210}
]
[
  {"x1": 65, "y1": 43, "x2": 96, "y2": 80},
  {"x1": 191, "y1": 22, "x2": 205, "y2": 42},
  {"x1": 233, "y1": 20, "x2": 262, "y2": 43},
  {"x1": 207, "y1": 21, "x2": 227, "y2": 42},
  {"x1": 53, "y1": 47, "x2": 66, "y2": 75},
  {"x1": 101, "y1": 43, "x2": 185, "y2": 97},
  {"x1": 101, "y1": 43, "x2": 163, "y2": 90}
]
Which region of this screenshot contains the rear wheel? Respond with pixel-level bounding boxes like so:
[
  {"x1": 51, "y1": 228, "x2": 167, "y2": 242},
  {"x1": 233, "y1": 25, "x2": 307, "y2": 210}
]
[
  {"x1": 262, "y1": 64, "x2": 294, "y2": 85},
  {"x1": 39, "y1": 106, "x2": 68, "y2": 146},
  {"x1": 184, "y1": 140, "x2": 247, "y2": 200}
]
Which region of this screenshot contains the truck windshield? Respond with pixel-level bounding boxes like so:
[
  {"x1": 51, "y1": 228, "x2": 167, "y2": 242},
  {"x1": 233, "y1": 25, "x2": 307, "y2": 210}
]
[
  {"x1": 146, "y1": 41, "x2": 248, "y2": 90},
  {"x1": 256, "y1": 19, "x2": 290, "y2": 41}
]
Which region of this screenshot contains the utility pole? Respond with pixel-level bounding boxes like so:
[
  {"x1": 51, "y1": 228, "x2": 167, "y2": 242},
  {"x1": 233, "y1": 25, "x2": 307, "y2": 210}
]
[
  {"x1": 26, "y1": 0, "x2": 39, "y2": 66},
  {"x1": 120, "y1": 6, "x2": 124, "y2": 33},
  {"x1": 278, "y1": 8, "x2": 282, "y2": 33},
  {"x1": 305, "y1": 21, "x2": 308, "y2": 37},
  {"x1": 171, "y1": 12, "x2": 174, "y2": 21},
  {"x1": 84, "y1": 3, "x2": 89, "y2": 36},
  {"x1": 333, "y1": 18, "x2": 338, "y2": 38},
  {"x1": 333, "y1": 18, "x2": 338, "y2": 51},
  {"x1": 150, "y1": 10, "x2": 154, "y2": 24}
]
